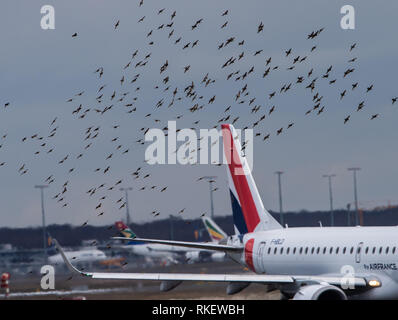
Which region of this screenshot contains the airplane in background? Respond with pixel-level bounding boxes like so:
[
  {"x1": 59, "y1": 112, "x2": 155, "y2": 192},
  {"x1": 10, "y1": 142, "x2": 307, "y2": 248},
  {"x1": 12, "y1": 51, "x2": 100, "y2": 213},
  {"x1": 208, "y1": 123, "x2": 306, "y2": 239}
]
[
  {"x1": 202, "y1": 216, "x2": 228, "y2": 243},
  {"x1": 114, "y1": 217, "x2": 227, "y2": 263},
  {"x1": 54, "y1": 124, "x2": 398, "y2": 300},
  {"x1": 48, "y1": 249, "x2": 107, "y2": 266},
  {"x1": 200, "y1": 216, "x2": 228, "y2": 262},
  {"x1": 47, "y1": 233, "x2": 107, "y2": 266}
]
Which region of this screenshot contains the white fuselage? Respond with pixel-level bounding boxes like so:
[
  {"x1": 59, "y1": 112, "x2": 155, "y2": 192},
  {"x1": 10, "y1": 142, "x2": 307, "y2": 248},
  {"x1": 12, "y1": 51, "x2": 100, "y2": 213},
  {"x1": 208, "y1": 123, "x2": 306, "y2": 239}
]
[
  {"x1": 122, "y1": 244, "x2": 198, "y2": 261},
  {"x1": 232, "y1": 226, "x2": 398, "y2": 299},
  {"x1": 123, "y1": 243, "x2": 184, "y2": 259},
  {"x1": 48, "y1": 249, "x2": 106, "y2": 265}
]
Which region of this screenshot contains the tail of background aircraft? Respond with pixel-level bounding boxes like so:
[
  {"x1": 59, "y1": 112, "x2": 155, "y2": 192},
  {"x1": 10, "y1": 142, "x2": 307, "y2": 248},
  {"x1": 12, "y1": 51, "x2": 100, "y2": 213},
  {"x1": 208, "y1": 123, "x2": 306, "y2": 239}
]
[
  {"x1": 115, "y1": 221, "x2": 137, "y2": 239},
  {"x1": 221, "y1": 124, "x2": 282, "y2": 234},
  {"x1": 201, "y1": 216, "x2": 228, "y2": 242},
  {"x1": 46, "y1": 232, "x2": 57, "y2": 255}
]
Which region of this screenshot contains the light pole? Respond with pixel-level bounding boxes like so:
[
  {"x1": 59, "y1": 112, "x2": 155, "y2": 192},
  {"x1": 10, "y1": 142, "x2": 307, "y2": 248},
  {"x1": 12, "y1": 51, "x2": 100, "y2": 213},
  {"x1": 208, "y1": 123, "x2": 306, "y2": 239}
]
[
  {"x1": 275, "y1": 171, "x2": 284, "y2": 226},
  {"x1": 35, "y1": 185, "x2": 48, "y2": 263},
  {"x1": 346, "y1": 203, "x2": 351, "y2": 226},
  {"x1": 348, "y1": 167, "x2": 361, "y2": 226},
  {"x1": 120, "y1": 187, "x2": 133, "y2": 226},
  {"x1": 323, "y1": 174, "x2": 336, "y2": 226},
  {"x1": 202, "y1": 176, "x2": 217, "y2": 219}
]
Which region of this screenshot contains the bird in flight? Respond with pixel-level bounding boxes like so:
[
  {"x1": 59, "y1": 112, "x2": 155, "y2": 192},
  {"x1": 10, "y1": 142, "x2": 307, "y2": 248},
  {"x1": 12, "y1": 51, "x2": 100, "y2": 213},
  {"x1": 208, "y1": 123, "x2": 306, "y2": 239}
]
[{"x1": 257, "y1": 22, "x2": 264, "y2": 33}]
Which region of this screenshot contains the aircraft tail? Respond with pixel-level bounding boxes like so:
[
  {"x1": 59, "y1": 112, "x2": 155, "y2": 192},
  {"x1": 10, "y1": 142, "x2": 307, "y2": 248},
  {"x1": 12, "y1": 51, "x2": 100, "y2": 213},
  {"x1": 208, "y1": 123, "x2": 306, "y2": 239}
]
[
  {"x1": 201, "y1": 216, "x2": 228, "y2": 242},
  {"x1": 221, "y1": 124, "x2": 282, "y2": 234},
  {"x1": 115, "y1": 221, "x2": 137, "y2": 239},
  {"x1": 46, "y1": 232, "x2": 57, "y2": 255}
]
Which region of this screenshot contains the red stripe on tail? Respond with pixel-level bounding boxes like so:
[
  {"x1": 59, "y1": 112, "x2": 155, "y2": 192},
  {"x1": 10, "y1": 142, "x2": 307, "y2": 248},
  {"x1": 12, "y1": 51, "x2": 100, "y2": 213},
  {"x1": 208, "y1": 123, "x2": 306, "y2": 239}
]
[{"x1": 222, "y1": 124, "x2": 260, "y2": 232}]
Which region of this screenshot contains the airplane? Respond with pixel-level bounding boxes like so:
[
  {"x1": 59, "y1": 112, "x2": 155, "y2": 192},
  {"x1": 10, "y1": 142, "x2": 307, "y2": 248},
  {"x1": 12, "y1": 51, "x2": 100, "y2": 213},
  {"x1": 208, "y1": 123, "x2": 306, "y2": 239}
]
[
  {"x1": 202, "y1": 216, "x2": 228, "y2": 243},
  {"x1": 114, "y1": 217, "x2": 227, "y2": 263},
  {"x1": 200, "y1": 216, "x2": 228, "y2": 262},
  {"x1": 54, "y1": 124, "x2": 394, "y2": 299},
  {"x1": 47, "y1": 233, "x2": 107, "y2": 266}
]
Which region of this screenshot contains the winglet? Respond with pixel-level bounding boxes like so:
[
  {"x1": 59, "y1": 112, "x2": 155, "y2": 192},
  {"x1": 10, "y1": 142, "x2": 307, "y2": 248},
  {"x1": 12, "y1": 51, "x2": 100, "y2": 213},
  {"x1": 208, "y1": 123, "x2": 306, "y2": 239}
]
[{"x1": 52, "y1": 239, "x2": 92, "y2": 277}]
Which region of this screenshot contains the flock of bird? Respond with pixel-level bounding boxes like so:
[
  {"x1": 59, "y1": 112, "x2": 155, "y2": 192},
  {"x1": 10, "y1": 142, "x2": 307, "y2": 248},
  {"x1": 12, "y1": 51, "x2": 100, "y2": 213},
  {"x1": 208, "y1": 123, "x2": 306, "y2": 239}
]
[{"x1": 1, "y1": 2, "x2": 397, "y2": 237}]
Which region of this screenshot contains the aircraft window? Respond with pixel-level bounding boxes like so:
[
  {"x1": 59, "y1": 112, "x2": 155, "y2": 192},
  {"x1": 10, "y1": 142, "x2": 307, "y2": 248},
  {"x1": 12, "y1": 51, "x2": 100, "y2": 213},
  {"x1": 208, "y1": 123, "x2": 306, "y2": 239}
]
[
  {"x1": 372, "y1": 247, "x2": 376, "y2": 254},
  {"x1": 329, "y1": 247, "x2": 333, "y2": 254},
  {"x1": 305, "y1": 247, "x2": 308, "y2": 254},
  {"x1": 323, "y1": 247, "x2": 326, "y2": 254},
  {"x1": 393, "y1": 247, "x2": 396, "y2": 254},
  {"x1": 357, "y1": 246, "x2": 361, "y2": 254},
  {"x1": 280, "y1": 247, "x2": 284, "y2": 254},
  {"x1": 316, "y1": 247, "x2": 320, "y2": 254},
  {"x1": 365, "y1": 247, "x2": 369, "y2": 254},
  {"x1": 343, "y1": 247, "x2": 346, "y2": 254},
  {"x1": 267, "y1": 247, "x2": 271, "y2": 254},
  {"x1": 274, "y1": 247, "x2": 278, "y2": 254},
  {"x1": 379, "y1": 247, "x2": 383, "y2": 254},
  {"x1": 350, "y1": 247, "x2": 354, "y2": 254},
  {"x1": 386, "y1": 247, "x2": 389, "y2": 254},
  {"x1": 336, "y1": 247, "x2": 339, "y2": 254},
  {"x1": 311, "y1": 247, "x2": 315, "y2": 254},
  {"x1": 286, "y1": 247, "x2": 290, "y2": 254},
  {"x1": 293, "y1": 247, "x2": 296, "y2": 254},
  {"x1": 299, "y1": 247, "x2": 303, "y2": 254}
]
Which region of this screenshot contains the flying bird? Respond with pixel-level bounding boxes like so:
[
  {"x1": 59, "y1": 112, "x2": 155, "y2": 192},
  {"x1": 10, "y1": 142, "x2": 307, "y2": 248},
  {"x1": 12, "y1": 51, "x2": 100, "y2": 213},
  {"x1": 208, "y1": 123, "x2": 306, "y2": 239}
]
[{"x1": 257, "y1": 22, "x2": 264, "y2": 33}]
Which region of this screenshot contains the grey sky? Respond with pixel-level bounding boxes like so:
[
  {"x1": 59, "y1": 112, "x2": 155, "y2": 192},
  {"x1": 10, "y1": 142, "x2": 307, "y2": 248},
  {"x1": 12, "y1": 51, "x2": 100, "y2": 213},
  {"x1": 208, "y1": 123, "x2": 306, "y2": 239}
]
[{"x1": 0, "y1": 1, "x2": 397, "y2": 228}]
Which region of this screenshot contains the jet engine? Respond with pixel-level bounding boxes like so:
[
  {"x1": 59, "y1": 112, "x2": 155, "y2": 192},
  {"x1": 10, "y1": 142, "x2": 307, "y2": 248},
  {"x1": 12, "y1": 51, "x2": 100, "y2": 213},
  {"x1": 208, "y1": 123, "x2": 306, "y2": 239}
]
[
  {"x1": 292, "y1": 284, "x2": 347, "y2": 300},
  {"x1": 185, "y1": 251, "x2": 201, "y2": 262},
  {"x1": 186, "y1": 251, "x2": 221, "y2": 263},
  {"x1": 211, "y1": 252, "x2": 226, "y2": 262},
  {"x1": 160, "y1": 280, "x2": 183, "y2": 292}
]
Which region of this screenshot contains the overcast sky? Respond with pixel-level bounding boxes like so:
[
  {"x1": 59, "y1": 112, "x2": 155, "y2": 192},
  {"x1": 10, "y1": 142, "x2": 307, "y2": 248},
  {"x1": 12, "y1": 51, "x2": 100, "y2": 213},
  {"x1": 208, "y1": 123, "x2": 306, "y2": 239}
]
[{"x1": 0, "y1": 0, "x2": 397, "y2": 228}]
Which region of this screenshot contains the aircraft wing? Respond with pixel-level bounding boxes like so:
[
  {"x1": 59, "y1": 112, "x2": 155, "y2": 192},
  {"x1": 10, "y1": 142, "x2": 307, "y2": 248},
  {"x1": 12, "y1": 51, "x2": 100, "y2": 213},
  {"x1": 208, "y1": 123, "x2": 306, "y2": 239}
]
[
  {"x1": 111, "y1": 237, "x2": 242, "y2": 252},
  {"x1": 53, "y1": 239, "x2": 376, "y2": 288}
]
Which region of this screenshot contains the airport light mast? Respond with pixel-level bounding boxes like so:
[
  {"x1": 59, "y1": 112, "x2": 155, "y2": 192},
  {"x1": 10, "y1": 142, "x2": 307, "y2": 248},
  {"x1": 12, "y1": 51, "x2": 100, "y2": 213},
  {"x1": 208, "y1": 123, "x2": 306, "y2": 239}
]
[
  {"x1": 275, "y1": 171, "x2": 284, "y2": 226},
  {"x1": 120, "y1": 187, "x2": 133, "y2": 226},
  {"x1": 35, "y1": 185, "x2": 48, "y2": 263},
  {"x1": 348, "y1": 167, "x2": 361, "y2": 226},
  {"x1": 322, "y1": 174, "x2": 336, "y2": 226},
  {"x1": 346, "y1": 203, "x2": 351, "y2": 226},
  {"x1": 202, "y1": 176, "x2": 217, "y2": 219}
]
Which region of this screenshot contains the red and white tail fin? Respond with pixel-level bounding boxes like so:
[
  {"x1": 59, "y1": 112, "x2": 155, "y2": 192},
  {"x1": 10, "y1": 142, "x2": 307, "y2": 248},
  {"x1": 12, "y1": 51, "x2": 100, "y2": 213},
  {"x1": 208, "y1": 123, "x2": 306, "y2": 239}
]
[{"x1": 221, "y1": 124, "x2": 282, "y2": 234}]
